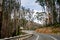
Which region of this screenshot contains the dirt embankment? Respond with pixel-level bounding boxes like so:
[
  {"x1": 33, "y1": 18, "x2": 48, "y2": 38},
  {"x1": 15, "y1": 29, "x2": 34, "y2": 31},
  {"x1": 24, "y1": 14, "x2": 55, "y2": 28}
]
[{"x1": 35, "y1": 27, "x2": 60, "y2": 35}]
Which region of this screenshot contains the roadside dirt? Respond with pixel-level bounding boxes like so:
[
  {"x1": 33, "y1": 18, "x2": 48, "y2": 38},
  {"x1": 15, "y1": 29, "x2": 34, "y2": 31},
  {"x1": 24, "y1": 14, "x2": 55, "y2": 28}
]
[{"x1": 35, "y1": 27, "x2": 60, "y2": 35}]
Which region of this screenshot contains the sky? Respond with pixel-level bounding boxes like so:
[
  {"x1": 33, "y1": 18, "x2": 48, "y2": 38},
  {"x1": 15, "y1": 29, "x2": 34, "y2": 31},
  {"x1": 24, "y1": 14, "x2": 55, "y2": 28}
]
[
  {"x1": 17, "y1": 0, "x2": 44, "y2": 24},
  {"x1": 18, "y1": 0, "x2": 43, "y2": 12}
]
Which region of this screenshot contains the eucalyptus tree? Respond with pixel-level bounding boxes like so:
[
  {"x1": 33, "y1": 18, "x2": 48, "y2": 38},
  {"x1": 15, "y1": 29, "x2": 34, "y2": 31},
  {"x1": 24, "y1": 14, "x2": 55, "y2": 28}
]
[
  {"x1": 0, "y1": 0, "x2": 3, "y2": 38},
  {"x1": 36, "y1": 12, "x2": 43, "y2": 21},
  {"x1": 1, "y1": 0, "x2": 15, "y2": 38},
  {"x1": 57, "y1": 0, "x2": 60, "y2": 5},
  {"x1": 29, "y1": 9, "x2": 34, "y2": 29},
  {"x1": 36, "y1": 0, "x2": 58, "y2": 25},
  {"x1": 25, "y1": 8, "x2": 34, "y2": 30},
  {"x1": 27, "y1": 8, "x2": 32, "y2": 21},
  {"x1": 1, "y1": 0, "x2": 20, "y2": 38},
  {"x1": 20, "y1": 6, "x2": 26, "y2": 28},
  {"x1": 21, "y1": 6, "x2": 26, "y2": 19},
  {"x1": 35, "y1": 12, "x2": 48, "y2": 25},
  {"x1": 57, "y1": 0, "x2": 60, "y2": 23},
  {"x1": 12, "y1": 0, "x2": 20, "y2": 35}
]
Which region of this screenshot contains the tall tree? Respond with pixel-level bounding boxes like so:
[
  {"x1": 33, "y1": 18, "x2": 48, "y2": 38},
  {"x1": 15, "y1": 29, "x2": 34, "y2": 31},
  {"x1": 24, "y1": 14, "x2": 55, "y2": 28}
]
[
  {"x1": 0, "y1": 0, "x2": 3, "y2": 38},
  {"x1": 36, "y1": 0, "x2": 58, "y2": 25},
  {"x1": 1, "y1": 0, "x2": 20, "y2": 38},
  {"x1": 57, "y1": 0, "x2": 60, "y2": 23}
]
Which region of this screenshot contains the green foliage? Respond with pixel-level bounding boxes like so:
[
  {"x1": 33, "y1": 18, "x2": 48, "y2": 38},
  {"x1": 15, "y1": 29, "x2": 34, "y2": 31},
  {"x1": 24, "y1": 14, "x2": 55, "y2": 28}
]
[
  {"x1": 36, "y1": 12, "x2": 44, "y2": 21},
  {"x1": 52, "y1": 29, "x2": 60, "y2": 33},
  {"x1": 36, "y1": 0, "x2": 58, "y2": 25},
  {"x1": 20, "y1": 18, "x2": 28, "y2": 28},
  {"x1": 30, "y1": 27, "x2": 36, "y2": 30},
  {"x1": 52, "y1": 23, "x2": 60, "y2": 28},
  {"x1": 36, "y1": 0, "x2": 45, "y2": 7}
]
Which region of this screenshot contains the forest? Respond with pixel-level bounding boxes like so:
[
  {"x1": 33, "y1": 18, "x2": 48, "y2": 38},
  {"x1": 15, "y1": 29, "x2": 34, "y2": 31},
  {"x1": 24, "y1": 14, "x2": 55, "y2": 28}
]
[{"x1": 0, "y1": 0, "x2": 60, "y2": 38}]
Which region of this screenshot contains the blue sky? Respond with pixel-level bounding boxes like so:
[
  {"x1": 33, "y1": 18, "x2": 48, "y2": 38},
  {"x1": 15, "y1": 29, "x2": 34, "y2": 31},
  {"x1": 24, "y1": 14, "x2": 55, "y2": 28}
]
[
  {"x1": 18, "y1": 0, "x2": 43, "y2": 12},
  {"x1": 17, "y1": 0, "x2": 44, "y2": 24}
]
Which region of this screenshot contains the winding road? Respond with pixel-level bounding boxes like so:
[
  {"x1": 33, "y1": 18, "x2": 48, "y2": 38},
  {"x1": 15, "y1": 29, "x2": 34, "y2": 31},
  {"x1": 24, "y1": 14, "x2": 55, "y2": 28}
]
[{"x1": 23, "y1": 30, "x2": 60, "y2": 40}]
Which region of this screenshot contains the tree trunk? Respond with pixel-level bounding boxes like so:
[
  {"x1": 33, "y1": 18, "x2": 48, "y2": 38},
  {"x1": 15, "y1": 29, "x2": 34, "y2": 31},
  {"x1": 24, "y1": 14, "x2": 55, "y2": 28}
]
[
  {"x1": 0, "y1": 0, "x2": 3, "y2": 38},
  {"x1": 0, "y1": 10, "x2": 2, "y2": 38},
  {"x1": 59, "y1": 6, "x2": 60, "y2": 23},
  {"x1": 46, "y1": 0, "x2": 57, "y2": 25},
  {"x1": 52, "y1": 3, "x2": 57, "y2": 24}
]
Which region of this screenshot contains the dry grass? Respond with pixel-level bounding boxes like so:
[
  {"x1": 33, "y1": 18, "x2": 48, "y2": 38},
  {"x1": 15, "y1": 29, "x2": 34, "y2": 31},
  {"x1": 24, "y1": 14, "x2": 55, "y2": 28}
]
[{"x1": 35, "y1": 27, "x2": 60, "y2": 35}]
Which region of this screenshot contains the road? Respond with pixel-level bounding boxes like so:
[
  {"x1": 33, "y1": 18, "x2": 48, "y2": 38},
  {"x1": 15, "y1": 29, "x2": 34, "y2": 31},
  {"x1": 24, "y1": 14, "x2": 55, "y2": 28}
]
[
  {"x1": 23, "y1": 30, "x2": 60, "y2": 40},
  {"x1": 0, "y1": 30, "x2": 59, "y2": 40}
]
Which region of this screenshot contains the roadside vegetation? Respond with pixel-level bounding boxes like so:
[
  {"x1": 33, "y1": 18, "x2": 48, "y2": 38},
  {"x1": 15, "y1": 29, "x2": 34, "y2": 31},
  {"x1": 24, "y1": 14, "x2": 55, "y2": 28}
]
[
  {"x1": 35, "y1": 24, "x2": 60, "y2": 35},
  {"x1": 0, "y1": 0, "x2": 60, "y2": 39}
]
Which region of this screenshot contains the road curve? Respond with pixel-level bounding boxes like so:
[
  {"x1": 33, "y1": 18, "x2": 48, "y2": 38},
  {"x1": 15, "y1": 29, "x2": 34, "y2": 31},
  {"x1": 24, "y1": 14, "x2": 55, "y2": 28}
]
[{"x1": 23, "y1": 30, "x2": 60, "y2": 40}]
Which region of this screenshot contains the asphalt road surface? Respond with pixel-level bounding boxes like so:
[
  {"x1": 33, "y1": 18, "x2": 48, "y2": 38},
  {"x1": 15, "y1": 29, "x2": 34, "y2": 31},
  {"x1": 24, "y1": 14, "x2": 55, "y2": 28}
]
[
  {"x1": 24, "y1": 31, "x2": 60, "y2": 40},
  {"x1": 0, "y1": 30, "x2": 60, "y2": 40}
]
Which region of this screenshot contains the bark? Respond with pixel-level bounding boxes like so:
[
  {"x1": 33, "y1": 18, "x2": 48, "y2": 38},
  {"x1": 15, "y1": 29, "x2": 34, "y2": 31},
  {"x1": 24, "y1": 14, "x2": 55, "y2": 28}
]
[
  {"x1": 46, "y1": 0, "x2": 57, "y2": 25},
  {"x1": 59, "y1": 6, "x2": 60, "y2": 23}
]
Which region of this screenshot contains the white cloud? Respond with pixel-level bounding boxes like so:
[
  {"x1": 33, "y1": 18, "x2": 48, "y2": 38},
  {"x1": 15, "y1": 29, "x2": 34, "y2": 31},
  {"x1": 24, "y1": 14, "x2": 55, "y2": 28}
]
[
  {"x1": 34, "y1": 10, "x2": 42, "y2": 13},
  {"x1": 19, "y1": 0, "x2": 43, "y2": 11}
]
